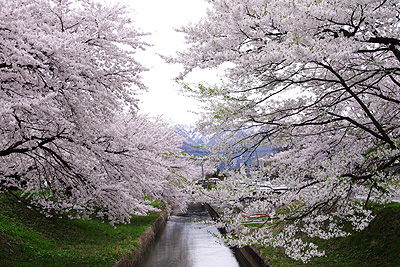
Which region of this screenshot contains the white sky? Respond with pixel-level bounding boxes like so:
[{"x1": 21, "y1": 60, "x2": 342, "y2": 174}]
[{"x1": 124, "y1": 0, "x2": 217, "y2": 125}]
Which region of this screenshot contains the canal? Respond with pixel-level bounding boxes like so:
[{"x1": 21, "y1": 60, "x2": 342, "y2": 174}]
[{"x1": 137, "y1": 202, "x2": 251, "y2": 267}]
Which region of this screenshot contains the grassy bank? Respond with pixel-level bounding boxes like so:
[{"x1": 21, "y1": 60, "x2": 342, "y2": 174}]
[
  {"x1": 257, "y1": 202, "x2": 400, "y2": 266},
  {"x1": 0, "y1": 193, "x2": 160, "y2": 267}
]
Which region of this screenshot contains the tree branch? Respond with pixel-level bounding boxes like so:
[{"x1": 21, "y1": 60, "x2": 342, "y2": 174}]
[{"x1": 319, "y1": 63, "x2": 396, "y2": 149}]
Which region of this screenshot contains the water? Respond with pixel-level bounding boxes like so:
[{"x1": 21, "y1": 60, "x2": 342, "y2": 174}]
[{"x1": 137, "y1": 203, "x2": 250, "y2": 267}]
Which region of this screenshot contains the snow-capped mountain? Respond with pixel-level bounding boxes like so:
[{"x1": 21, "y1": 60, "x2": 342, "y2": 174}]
[
  {"x1": 174, "y1": 124, "x2": 277, "y2": 160},
  {"x1": 174, "y1": 124, "x2": 211, "y2": 146},
  {"x1": 174, "y1": 124, "x2": 212, "y2": 156}
]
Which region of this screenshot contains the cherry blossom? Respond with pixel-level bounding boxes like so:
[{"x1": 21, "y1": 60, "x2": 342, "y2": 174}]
[
  {"x1": 0, "y1": 0, "x2": 195, "y2": 225},
  {"x1": 172, "y1": 0, "x2": 400, "y2": 261}
]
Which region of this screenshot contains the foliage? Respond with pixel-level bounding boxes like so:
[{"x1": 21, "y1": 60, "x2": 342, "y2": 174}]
[
  {"x1": 171, "y1": 0, "x2": 400, "y2": 262},
  {"x1": 0, "y1": 0, "x2": 195, "y2": 225},
  {"x1": 257, "y1": 202, "x2": 400, "y2": 266},
  {"x1": 0, "y1": 193, "x2": 160, "y2": 267}
]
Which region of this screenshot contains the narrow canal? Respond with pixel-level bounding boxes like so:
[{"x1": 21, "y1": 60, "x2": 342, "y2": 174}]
[{"x1": 137, "y1": 202, "x2": 251, "y2": 267}]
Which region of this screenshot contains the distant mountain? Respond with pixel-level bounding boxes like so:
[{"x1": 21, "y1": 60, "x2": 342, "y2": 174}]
[
  {"x1": 174, "y1": 124, "x2": 211, "y2": 146},
  {"x1": 174, "y1": 125, "x2": 278, "y2": 167},
  {"x1": 174, "y1": 124, "x2": 211, "y2": 157}
]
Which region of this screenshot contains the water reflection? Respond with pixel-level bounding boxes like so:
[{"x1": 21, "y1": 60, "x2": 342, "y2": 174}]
[{"x1": 137, "y1": 203, "x2": 249, "y2": 267}]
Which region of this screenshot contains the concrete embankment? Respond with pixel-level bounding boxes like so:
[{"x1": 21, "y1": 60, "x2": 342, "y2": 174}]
[
  {"x1": 114, "y1": 210, "x2": 168, "y2": 267},
  {"x1": 203, "y1": 203, "x2": 269, "y2": 267}
]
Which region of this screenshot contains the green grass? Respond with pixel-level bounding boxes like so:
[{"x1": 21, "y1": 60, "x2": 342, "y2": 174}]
[
  {"x1": 257, "y1": 202, "x2": 400, "y2": 266},
  {"x1": 0, "y1": 193, "x2": 160, "y2": 267}
]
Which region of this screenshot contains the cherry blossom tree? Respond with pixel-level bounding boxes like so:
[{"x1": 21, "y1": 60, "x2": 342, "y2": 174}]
[
  {"x1": 172, "y1": 0, "x2": 400, "y2": 262},
  {"x1": 0, "y1": 0, "x2": 195, "y2": 225}
]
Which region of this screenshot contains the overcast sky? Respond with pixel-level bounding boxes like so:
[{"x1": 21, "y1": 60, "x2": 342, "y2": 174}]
[{"x1": 123, "y1": 0, "x2": 216, "y2": 125}]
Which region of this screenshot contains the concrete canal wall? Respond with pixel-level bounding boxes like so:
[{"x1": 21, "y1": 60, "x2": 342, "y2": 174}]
[
  {"x1": 203, "y1": 203, "x2": 269, "y2": 267},
  {"x1": 114, "y1": 210, "x2": 168, "y2": 267},
  {"x1": 115, "y1": 203, "x2": 268, "y2": 267}
]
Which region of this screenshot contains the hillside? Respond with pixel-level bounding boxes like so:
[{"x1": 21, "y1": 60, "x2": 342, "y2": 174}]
[
  {"x1": 258, "y1": 202, "x2": 400, "y2": 266},
  {"x1": 0, "y1": 193, "x2": 160, "y2": 267}
]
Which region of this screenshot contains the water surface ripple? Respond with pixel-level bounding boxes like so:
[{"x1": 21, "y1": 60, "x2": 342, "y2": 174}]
[{"x1": 137, "y1": 203, "x2": 250, "y2": 267}]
